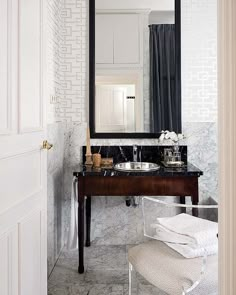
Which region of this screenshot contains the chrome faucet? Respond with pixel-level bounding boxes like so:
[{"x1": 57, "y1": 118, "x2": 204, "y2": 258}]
[
  {"x1": 133, "y1": 145, "x2": 138, "y2": 162},
  {"x1": 139, "y1": 146, "x2": 142, "y2": 162}
]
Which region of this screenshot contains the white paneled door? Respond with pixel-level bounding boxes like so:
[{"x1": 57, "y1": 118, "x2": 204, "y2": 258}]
[
  {"x1": 0, "y1": 0, "x2": 48, "y2": 295},
  {"x1": 96, "y1": 85, "x2": 128, "y2": 132}
]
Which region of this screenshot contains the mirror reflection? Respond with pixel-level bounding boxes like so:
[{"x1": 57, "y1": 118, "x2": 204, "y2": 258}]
[{"x1": 95, "y1": 0, "x2": 179, "y2": 134}]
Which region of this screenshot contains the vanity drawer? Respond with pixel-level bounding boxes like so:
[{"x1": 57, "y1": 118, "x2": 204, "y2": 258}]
[{"x1": 80, "y1": 176, "x2": 198, "y2": 197}]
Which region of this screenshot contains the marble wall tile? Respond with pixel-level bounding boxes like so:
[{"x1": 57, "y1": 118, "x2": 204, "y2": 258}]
[
  {"x1": 182, "y1": 122, "x2": 218, "y2": 202},
  {"x1": 47, "y1": 122, "x2": 67, "y2": 275}
]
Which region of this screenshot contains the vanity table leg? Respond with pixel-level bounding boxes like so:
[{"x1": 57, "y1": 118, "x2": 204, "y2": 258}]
[
  {"x1": 86, "y1": 195, "x2": 91, "y2": 247},
  {"x1": 192, "y1": 179, "x2": 199, "y2": 217},
  {"x1": 78, "y1": 183, "x2": 85, "y2": 274}
]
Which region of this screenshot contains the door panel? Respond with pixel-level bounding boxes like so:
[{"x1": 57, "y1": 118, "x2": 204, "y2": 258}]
[
  {"x1": 0, "y1": 234, "x2": 9, "y2": 294},
  {"x1": 0, "y1": 228, "x2": 18, "y2": 295},
  {"x1": 0, "y1": 151, "x2": 41, "y2": 213},
  {"x1": 0, "y1": 0, "x2": 11, "y2": 134},
  {"x1": 19, "y1": 211, "x2": 41, "y2": 295},
  {"x1": 0, "y1": 0, "x2": 47, "y2": 294},
  {"x1": 96, "y1": 85, "x2": 127, "y2": 132},
  {"x1": 19, "y1": 0, "x2": 42, "y2": 132},
  {"x1": 113, "y1": 88, "x2": 127, "y2": 126}
]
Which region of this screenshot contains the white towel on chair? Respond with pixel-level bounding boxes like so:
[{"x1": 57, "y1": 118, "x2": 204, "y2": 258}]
[
  {"x1": 153, "y1": 213, "x2": 218, "y2": 258},
  {"x1": 166, "y1": 240, "x2": 218, "y2": 258},
  {"x1": 66, "y1": 177, "x2": 78, "y2": 250},
  {"x1": 155, "y1": 213, "x2": 218, "y2": 247},
  {"x1": 153, "y1": 223, "x2": 194, "y2": 245}
]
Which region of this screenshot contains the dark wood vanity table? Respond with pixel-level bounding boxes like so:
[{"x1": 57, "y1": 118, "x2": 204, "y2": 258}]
[{"x1": 73, "y1": 161, "x2": 203, "y2": 273}]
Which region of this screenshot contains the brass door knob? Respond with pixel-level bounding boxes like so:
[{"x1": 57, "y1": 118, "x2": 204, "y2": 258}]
[{"x1": 42, "y1": 140, "x2": 53, "y2": 150}]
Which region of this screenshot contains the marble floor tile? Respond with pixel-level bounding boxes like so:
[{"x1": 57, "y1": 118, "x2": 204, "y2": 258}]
[
  {"x1": 48, "y1": 245, "x2": 166, "y2": 295},
  {"x1": 85, "y1": 245, "x2": 128, "y2": 284},
  {"x1": 85, "y1": 268, "x2": 129, "y2": 285},
  {"x1": 48, "y1": 283, "x2": 126, "y2": 295},
  {"x1": 59, "y1": 248, "x2": 79, "y2": 260},
  {"x1": 136, "y1": 284, "x2": 167, "y2": 295},
  {"x1": 86, "y1": 245, "x2": 127, "y2": 270},
  {"x1": 48, "y1": 282, "x2": 164, "y2": 295},
  {"x1": 48, "y1": 257, "x2": 87, "y2": 287}
]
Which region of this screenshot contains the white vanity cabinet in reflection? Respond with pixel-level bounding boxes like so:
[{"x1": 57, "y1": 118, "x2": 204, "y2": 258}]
[
  {"x1": 96, "y1": 12, "x2": 143, "y2": 66},
  {"x1": 96, "y1": 14, "x2": 114, "y2": 64}
]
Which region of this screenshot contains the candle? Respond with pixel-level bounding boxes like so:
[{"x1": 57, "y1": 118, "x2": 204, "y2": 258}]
[{"x1": 86, "y1": 126, "x2": 92, "y2": 155}]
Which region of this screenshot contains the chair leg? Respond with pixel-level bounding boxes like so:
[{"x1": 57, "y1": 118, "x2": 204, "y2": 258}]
[{"x1": 129, "y1": 263, "x2": 133, "y2": 295}]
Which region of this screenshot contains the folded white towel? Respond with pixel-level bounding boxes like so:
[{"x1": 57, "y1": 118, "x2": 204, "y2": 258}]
[
  {"x1": 166, "y1": 241, "x2": 218, "y2": 258},
  {"x1": 66, "y1": 177, "x2": 78, "y2": 250},
  {"x1": 155, "y1": 213, "x2": 218, "y2": 247},
  {"x1": 152, "y1": 213, "x2": 218, "y2": 258},
  {"x1": 153, "y1": 224, "x2": 193, "y2": 245}
]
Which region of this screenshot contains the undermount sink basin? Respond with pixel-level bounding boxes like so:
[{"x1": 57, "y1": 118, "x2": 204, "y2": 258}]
[{"x1": 114, "y1": 162, "x2": 160, "y2": 172}]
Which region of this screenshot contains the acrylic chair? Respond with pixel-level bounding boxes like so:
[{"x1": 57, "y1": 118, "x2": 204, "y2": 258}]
[{"x1": 128, "y1": 197, "x2": 218, "y2": 295}]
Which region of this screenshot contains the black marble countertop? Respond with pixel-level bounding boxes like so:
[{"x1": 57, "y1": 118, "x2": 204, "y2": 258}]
[
  {"x1": 73, "y1": 162, "x2": 203, "y2": 177},
  {"x1": 82, "y1": 145, "x2": 188, "y2": 164}
]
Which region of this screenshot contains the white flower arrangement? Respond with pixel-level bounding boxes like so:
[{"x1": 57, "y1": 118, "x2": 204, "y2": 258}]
[{"x1": 158, "y1": 130, "x2": 185, "y2": 145}]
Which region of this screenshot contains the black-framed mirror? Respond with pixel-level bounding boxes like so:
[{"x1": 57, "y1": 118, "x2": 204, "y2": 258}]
[{"x1": 89, "y1": 0, "x2": 181, "y2": 138}]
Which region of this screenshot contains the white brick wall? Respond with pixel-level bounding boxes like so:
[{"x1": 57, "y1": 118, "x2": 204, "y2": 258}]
[
  {"x1": 59, "y1": 0, "x2": 87, "y2": 122},
  {"x1": 47, "y1": 0, "x2": 64, "y2": 123},
  {"x1": 181, "y1": 0, "x2": 217, "y2": 123}
]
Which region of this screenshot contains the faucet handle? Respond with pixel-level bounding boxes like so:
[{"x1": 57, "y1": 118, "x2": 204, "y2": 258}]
[
  {"x1": 139, "y1": 147, "x2": 142, "y2": 162},
  {"x1": 133, "y1": 145, "x2": 138, "y2": 162}
]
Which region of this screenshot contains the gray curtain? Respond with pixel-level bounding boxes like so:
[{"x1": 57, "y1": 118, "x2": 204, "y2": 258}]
[{"x1": 150, "y1": 24, "x2": 180, "y2": 133}]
